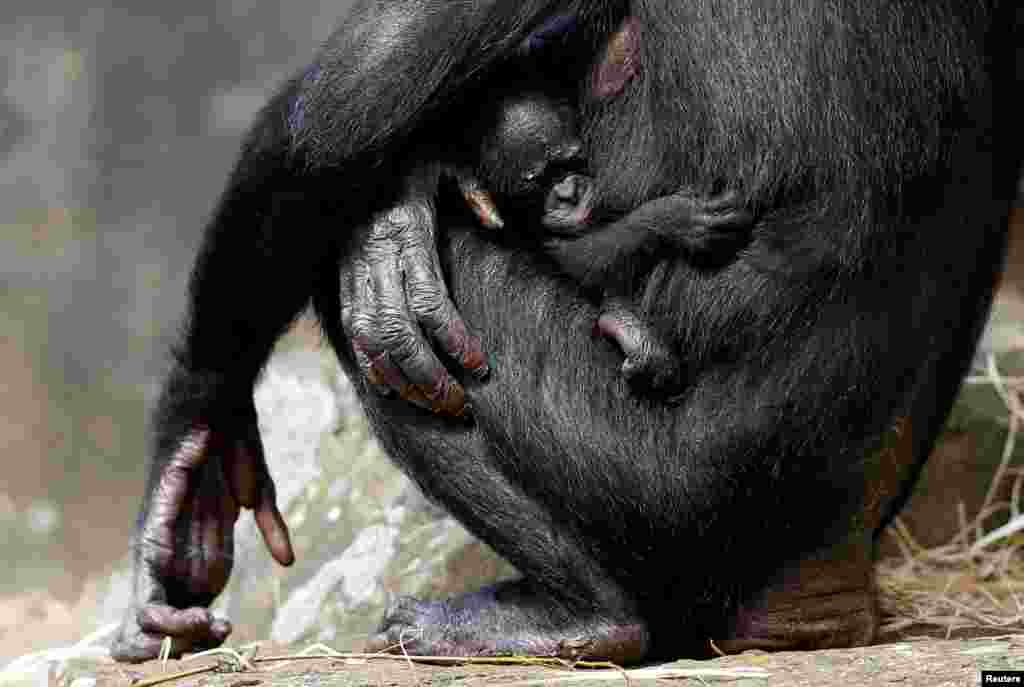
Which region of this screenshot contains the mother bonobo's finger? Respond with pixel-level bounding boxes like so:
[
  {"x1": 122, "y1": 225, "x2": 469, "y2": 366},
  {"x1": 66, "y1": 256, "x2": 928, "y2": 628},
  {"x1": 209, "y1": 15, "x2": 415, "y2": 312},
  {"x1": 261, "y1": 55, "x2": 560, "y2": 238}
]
[
  {"x1": 373, "y1": 204, "x2": 467, "y2": 416},
  {"x1": 110, "y1": 605, "x2": 232, "y2": 663},
  {"x1": 403, "y1": 244, "x2": 483, "y2": 394},
  {"x1": 406, "y1": 173, "x2": 491, "y2": 381},
  {"x1": 137, "y1": 605, "x2": 231, "y2": 643},
  {"x1": 228, "y1": 428, "x2": 294, "y2": 566},
  {"x1": 406, "y1": 167, "x2": 490, "y2": 381},
  {"x1": 348, "y1": 239, "x2": 426, "y2": 406},
  {"x1": 111, "y1": 619, "x2": 187, "y2": 664}
]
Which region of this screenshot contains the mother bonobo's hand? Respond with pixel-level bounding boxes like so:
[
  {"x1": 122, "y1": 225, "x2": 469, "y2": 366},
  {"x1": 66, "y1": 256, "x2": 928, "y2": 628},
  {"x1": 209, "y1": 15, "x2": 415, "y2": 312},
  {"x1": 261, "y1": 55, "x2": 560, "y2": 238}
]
[
  {"x1": 112, "y1": 415, "x2": 292, "y2": 661},
  {"x1": 339, "y1": 164, "x2": 494, "y2": 416},
  {"x1": 334, "y1": 12, "x2": 640, "y2": 416}
]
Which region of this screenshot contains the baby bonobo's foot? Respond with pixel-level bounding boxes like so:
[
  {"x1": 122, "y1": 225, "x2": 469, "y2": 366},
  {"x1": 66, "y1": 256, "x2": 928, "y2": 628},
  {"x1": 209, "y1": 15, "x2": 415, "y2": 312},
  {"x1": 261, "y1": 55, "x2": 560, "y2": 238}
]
[
  {"x1": 596, "y1": 299, "x2": 682, "y2": 397},
  {"x1": 365, "y1": 580, "x2": 649, "y2": 664}
]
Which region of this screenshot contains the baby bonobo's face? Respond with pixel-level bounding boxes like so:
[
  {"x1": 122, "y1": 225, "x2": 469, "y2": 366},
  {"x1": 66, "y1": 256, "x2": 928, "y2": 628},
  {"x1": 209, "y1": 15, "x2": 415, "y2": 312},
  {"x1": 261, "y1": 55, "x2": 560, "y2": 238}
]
[{"x1": 476, "y1": 91, "x2": 595, "y2": 234}]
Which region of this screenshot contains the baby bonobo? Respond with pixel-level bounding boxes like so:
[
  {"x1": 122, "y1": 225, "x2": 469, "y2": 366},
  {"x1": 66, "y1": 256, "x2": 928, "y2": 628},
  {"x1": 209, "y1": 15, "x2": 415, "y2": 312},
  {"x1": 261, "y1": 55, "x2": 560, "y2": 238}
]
[{"x1": 463, "y1": 84, "x2": 753, "y2": 393}]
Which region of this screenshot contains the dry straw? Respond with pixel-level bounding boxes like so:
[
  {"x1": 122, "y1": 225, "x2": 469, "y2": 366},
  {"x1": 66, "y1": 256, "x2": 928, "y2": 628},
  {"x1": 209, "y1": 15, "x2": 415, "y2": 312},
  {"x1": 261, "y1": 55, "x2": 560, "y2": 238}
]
[{"x1": 877, "y1": 353, "x2": 1024, "y2": 639}]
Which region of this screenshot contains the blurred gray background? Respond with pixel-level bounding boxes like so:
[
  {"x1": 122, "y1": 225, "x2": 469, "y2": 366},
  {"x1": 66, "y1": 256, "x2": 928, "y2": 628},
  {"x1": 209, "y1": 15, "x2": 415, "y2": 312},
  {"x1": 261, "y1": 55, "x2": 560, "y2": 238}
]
[{"x1": 0, "y1": 0, "x2": 354, "y2": 656}]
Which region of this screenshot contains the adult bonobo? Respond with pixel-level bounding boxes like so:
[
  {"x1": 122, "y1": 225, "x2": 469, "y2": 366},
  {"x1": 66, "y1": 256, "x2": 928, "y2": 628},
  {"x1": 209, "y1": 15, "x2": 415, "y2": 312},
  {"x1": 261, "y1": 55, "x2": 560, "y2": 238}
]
[{"x1": 112, "y1": 0, "x2": 1023, "y2": 664}]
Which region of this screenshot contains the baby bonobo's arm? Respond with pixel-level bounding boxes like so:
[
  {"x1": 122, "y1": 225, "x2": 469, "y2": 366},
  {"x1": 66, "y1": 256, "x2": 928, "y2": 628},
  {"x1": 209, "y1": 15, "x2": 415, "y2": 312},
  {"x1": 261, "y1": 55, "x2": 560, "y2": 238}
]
[
  {"x1": 542, "y1": 187, "x2": 753, "y2": 398},
  {"x1": 546, "y1": 189, "x2": 754, "y2": 289},
  {"x1": 462, "y1": 78, "x2": 752, "y2": 398}
]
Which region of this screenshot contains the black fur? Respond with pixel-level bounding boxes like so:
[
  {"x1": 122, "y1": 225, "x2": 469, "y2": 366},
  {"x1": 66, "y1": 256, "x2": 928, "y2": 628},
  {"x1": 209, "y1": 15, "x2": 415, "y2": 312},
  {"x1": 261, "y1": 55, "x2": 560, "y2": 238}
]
[{"x1": 116, "y1": 0, "x2": 1022, "y2": 665}]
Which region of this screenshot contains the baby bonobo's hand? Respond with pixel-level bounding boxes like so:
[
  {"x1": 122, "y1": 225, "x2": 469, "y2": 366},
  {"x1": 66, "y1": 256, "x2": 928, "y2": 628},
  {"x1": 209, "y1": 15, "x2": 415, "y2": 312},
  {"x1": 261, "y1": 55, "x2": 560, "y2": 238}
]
[
  {"x1": 550, "y1": 187, "x2": 755, "y2": 289},
  {"x1": 673, "y1": 188, "x2": 754, "y2": 265}
]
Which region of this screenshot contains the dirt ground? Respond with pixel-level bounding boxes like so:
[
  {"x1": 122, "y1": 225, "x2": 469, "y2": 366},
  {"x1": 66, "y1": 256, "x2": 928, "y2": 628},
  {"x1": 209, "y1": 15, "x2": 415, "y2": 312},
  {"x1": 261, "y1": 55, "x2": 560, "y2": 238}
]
[{"x1": 82, "y1": 634, "x2": 1024, "y2": 687}]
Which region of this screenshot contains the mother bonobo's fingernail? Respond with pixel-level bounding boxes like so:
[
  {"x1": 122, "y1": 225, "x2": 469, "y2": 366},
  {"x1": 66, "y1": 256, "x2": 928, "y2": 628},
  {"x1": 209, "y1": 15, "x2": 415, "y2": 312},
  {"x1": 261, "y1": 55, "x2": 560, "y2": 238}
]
[
  {"x1": 373, "y1": 386, "x2": 397, "y2": 399},
  {"x1": 210, "y1": 618, "x2": 232, "y2": 642},
  {"x1": 464, "y1": 336, "x2": 490, "y2": 381},
  {"x1": 366, "y1": 349, "x2": 407, "y2": 399},
  {"x1": 367, "y1": 368, "x2": 396, "y2": 398},
  {"x1": 399, "y1": 384, "x2": 432, "y2": 411},
  {"x1": 435, "y1": 385, "x2": 466, "y2": 417},
  {"x1": 421, "y1": 379, "x2": 466, "y2": 417},
  {"x1": 441, "y1": 319, "x2": 490, "y2": 381}
]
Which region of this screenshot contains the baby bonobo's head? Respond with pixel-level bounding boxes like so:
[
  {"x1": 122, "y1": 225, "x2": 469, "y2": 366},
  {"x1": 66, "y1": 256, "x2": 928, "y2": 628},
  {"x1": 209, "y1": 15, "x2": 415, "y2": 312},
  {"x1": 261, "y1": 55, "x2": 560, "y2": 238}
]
[{"x1": 474, "y1": 90, "x2": 595, "y2": 235}]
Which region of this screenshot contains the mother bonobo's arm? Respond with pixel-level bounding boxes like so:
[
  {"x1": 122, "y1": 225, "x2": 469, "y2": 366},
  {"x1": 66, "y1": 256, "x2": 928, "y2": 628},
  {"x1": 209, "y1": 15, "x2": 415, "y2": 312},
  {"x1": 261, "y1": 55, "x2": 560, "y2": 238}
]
[
  {"x1": 298, "y1": 0, "x2": 626, "y2": 412},
  {"x1": 112, "y1": 1, "x2": 622, "y2": 663},
  {"x1": 294, "y1": 0, "x2": 583, "y2": 410}
]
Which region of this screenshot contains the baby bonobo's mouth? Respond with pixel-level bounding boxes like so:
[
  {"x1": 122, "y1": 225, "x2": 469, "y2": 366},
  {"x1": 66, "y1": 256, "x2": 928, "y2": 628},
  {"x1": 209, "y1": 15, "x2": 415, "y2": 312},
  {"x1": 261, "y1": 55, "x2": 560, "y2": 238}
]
[{"x1": 541, "y1": 172, "x2": 596, "y2": 234}]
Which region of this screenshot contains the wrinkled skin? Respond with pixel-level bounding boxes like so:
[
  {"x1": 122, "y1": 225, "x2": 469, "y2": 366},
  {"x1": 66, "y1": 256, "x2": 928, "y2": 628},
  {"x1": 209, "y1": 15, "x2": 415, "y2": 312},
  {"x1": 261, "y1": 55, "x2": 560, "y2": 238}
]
[
  {"x1": 342, "y1": 167, "x2": 491, "y2": 416},
  {"x1": 114, "y1": 420, "x2": 292, "y2": 660}
]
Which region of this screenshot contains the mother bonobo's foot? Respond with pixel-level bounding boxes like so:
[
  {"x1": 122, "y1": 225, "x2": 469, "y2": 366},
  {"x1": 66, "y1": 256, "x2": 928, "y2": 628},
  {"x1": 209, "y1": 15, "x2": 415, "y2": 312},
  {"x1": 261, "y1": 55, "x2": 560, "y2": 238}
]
[
  {"x1": 367, "y1": 581, "x2": 649, "y2": 663},
  {"x1": 716, "y1": 535, "x2": 878, "y2": 654}
]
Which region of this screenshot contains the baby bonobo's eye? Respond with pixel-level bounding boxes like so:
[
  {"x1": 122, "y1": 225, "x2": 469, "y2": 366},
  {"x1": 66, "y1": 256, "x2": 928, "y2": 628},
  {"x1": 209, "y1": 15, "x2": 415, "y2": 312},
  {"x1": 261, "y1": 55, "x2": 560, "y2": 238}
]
[{"x1": 541, "y1": 172, "x2": 595, "y2": 235}]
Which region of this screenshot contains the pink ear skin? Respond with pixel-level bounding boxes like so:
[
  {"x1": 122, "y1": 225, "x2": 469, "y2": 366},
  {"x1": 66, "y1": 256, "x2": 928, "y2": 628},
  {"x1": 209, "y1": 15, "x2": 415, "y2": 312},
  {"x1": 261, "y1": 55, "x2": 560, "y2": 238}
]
[{"x1": 591, "y1": 16, "x2": 640, "y2": 99}]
